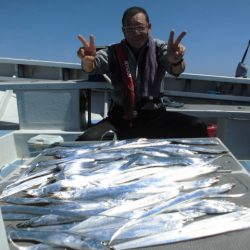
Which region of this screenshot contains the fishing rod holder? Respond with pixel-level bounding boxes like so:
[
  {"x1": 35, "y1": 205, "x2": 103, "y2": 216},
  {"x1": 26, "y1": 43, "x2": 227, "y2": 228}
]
[{"x1": 235, "y1": 40, "x2": 250, "y2": 78}]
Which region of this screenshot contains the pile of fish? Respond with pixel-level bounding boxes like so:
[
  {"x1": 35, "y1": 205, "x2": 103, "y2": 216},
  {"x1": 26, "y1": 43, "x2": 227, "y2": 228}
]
[{"x1": 1, "y1": 138, "x2": 250, "y2": 250}]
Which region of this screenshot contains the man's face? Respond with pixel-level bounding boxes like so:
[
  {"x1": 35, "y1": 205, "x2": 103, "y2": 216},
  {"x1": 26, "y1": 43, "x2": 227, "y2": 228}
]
[{"x1": 122, "y1": 13, "x2": 151, "y2": 50}]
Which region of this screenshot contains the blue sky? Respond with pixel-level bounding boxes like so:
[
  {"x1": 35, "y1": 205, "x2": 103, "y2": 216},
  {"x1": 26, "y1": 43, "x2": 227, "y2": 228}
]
[{"x1": 0, "y1": 0, "x2": 250, "y2": 77}]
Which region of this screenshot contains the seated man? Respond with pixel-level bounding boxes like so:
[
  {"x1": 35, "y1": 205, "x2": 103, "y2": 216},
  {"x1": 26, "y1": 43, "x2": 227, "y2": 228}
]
[{"x1": 76, "y1": 6, "x2": 208, "y2": 141}]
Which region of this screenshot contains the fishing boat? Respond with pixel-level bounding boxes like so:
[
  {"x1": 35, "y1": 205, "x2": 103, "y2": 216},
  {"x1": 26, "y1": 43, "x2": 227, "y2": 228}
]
[
  {"x1": 0, "y1": 56, "x2": 250, "y2": 249},
  {"x1": 1, "y1": 57, "x2": 250, "y2": 159}
]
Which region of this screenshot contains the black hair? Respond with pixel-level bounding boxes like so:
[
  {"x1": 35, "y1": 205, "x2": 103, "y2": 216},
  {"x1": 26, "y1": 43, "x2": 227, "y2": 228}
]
[{"x1": 122, "y1": 6, "x2": 150, "y2": 26}]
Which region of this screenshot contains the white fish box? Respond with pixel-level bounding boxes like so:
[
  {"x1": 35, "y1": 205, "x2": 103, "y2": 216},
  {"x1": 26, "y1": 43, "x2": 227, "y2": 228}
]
[
  {"x1": 16, "y1": 89, "x2": 81, "y2": 131},
  {"x1": 27, "y1": 134, "x2": 64, "y2": 155}
]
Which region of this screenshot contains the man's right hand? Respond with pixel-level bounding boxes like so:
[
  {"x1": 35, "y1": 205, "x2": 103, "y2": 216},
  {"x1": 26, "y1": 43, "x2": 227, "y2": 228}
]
[{"x1": 77, "y1": 34, "x2": 96, "y2": 72}]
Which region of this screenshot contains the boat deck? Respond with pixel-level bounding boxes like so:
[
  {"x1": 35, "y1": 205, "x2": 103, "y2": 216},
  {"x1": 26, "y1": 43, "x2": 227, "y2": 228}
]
[{"x1": 1, "y1": 58, "x2": 250, "y2": 249}]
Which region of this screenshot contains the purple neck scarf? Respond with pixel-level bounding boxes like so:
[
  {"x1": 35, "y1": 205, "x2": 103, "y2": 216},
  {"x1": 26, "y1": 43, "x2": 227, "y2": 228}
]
[{"x1": 141, "y1": 35, "x2": 159, "y2": 98}]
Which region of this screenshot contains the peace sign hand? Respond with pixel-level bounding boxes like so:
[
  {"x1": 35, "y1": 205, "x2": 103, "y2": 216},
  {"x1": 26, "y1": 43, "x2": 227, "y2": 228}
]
[
  {"x1": 167, "y1": 30, "x2": 187, "y2": 64},
  {"x1": 77, "y1": 34, "x2": 96, "y2": 66}
]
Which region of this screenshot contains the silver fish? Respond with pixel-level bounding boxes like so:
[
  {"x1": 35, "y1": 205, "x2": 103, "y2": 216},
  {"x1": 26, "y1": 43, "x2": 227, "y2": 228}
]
[
  {"x1": 26, "y1": 179, "x2": 81, "y2": 197},
  {"x1": 70, "y1": 188, "x2": 180, "y2": 232},
  {"x1": 0, "y1": 173, "x2": 54, "y2": 199},
  {"x1": 51, "y1": 177, "x2": 179, "y2": 200},
  {"x1": 166, "y1": 199, "x2": 244, "y2": 214},
  {"x1": 7, "y1": 228, "x2": 108, "y2": 250},
  {"x1": 1, "y1": 196, "x2": 62, "y2": 205},
  {"x1": 2, "y1": 213, "x2": 35, "y2": 221},
  {"x1": 1, "y1": 204, "x2": 100, "y2": 217},
  {"x1": 8, "y1": 241, "x2": 61, "y2": 250},
  {"x1": 17, "y1": 214, "x2": 84, "y2": 228},
  {"x1": 104, "y1": 138, "x2": 172, "y2": 151},
  {"x1": 105, "y1": 209, "x2": 205, "y2": 242},
  {"x1": 139, "y1": 184, "x2": 234, "y2": 219},
  {"x1": 113, "y1": 208, "x2": 250, "y2": 250},
  {"x1": 169, "y1": 138, "x2": 219, "y2": 145},
  {"x1": 3, "y1": 164, "x2": 60, "y2": 190},
  {"x1": 179, "y1": 176, "x2": 220, "y2": 190},
  {"x1": 118, "y1": 153, "x2": 209, "y2": 171},
  {"x1": 185, "y1": 199, "x2": 245, "y2": 214},
  {"x1": 110, "y1": 183, "x2": 234, "y2": 243}
]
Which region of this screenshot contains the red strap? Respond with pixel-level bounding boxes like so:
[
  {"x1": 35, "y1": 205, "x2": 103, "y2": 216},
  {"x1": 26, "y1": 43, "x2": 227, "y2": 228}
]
[{"x1": 116, "y1": 41, "x2": 136, "y2": 121}]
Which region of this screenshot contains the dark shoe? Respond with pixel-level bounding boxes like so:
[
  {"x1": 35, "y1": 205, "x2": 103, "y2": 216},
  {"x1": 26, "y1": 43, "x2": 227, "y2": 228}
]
[{"x1": 162, "y1": 97, "x2": 184, "y2": 108}]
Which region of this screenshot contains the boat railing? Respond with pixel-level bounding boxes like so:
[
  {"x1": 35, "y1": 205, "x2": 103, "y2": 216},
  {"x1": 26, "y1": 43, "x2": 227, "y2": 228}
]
[
  {"x1": 164, "y1": 73, "x2": 250, "y2": 105},
  {"x1": 1, "y1": 58, "x2": 250, "y2": 158}
]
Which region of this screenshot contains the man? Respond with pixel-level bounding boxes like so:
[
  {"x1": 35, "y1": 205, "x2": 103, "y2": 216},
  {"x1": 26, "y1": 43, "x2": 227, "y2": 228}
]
[{"x1": 76, "y1": 6, "x2": 208, "y2": 140}]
